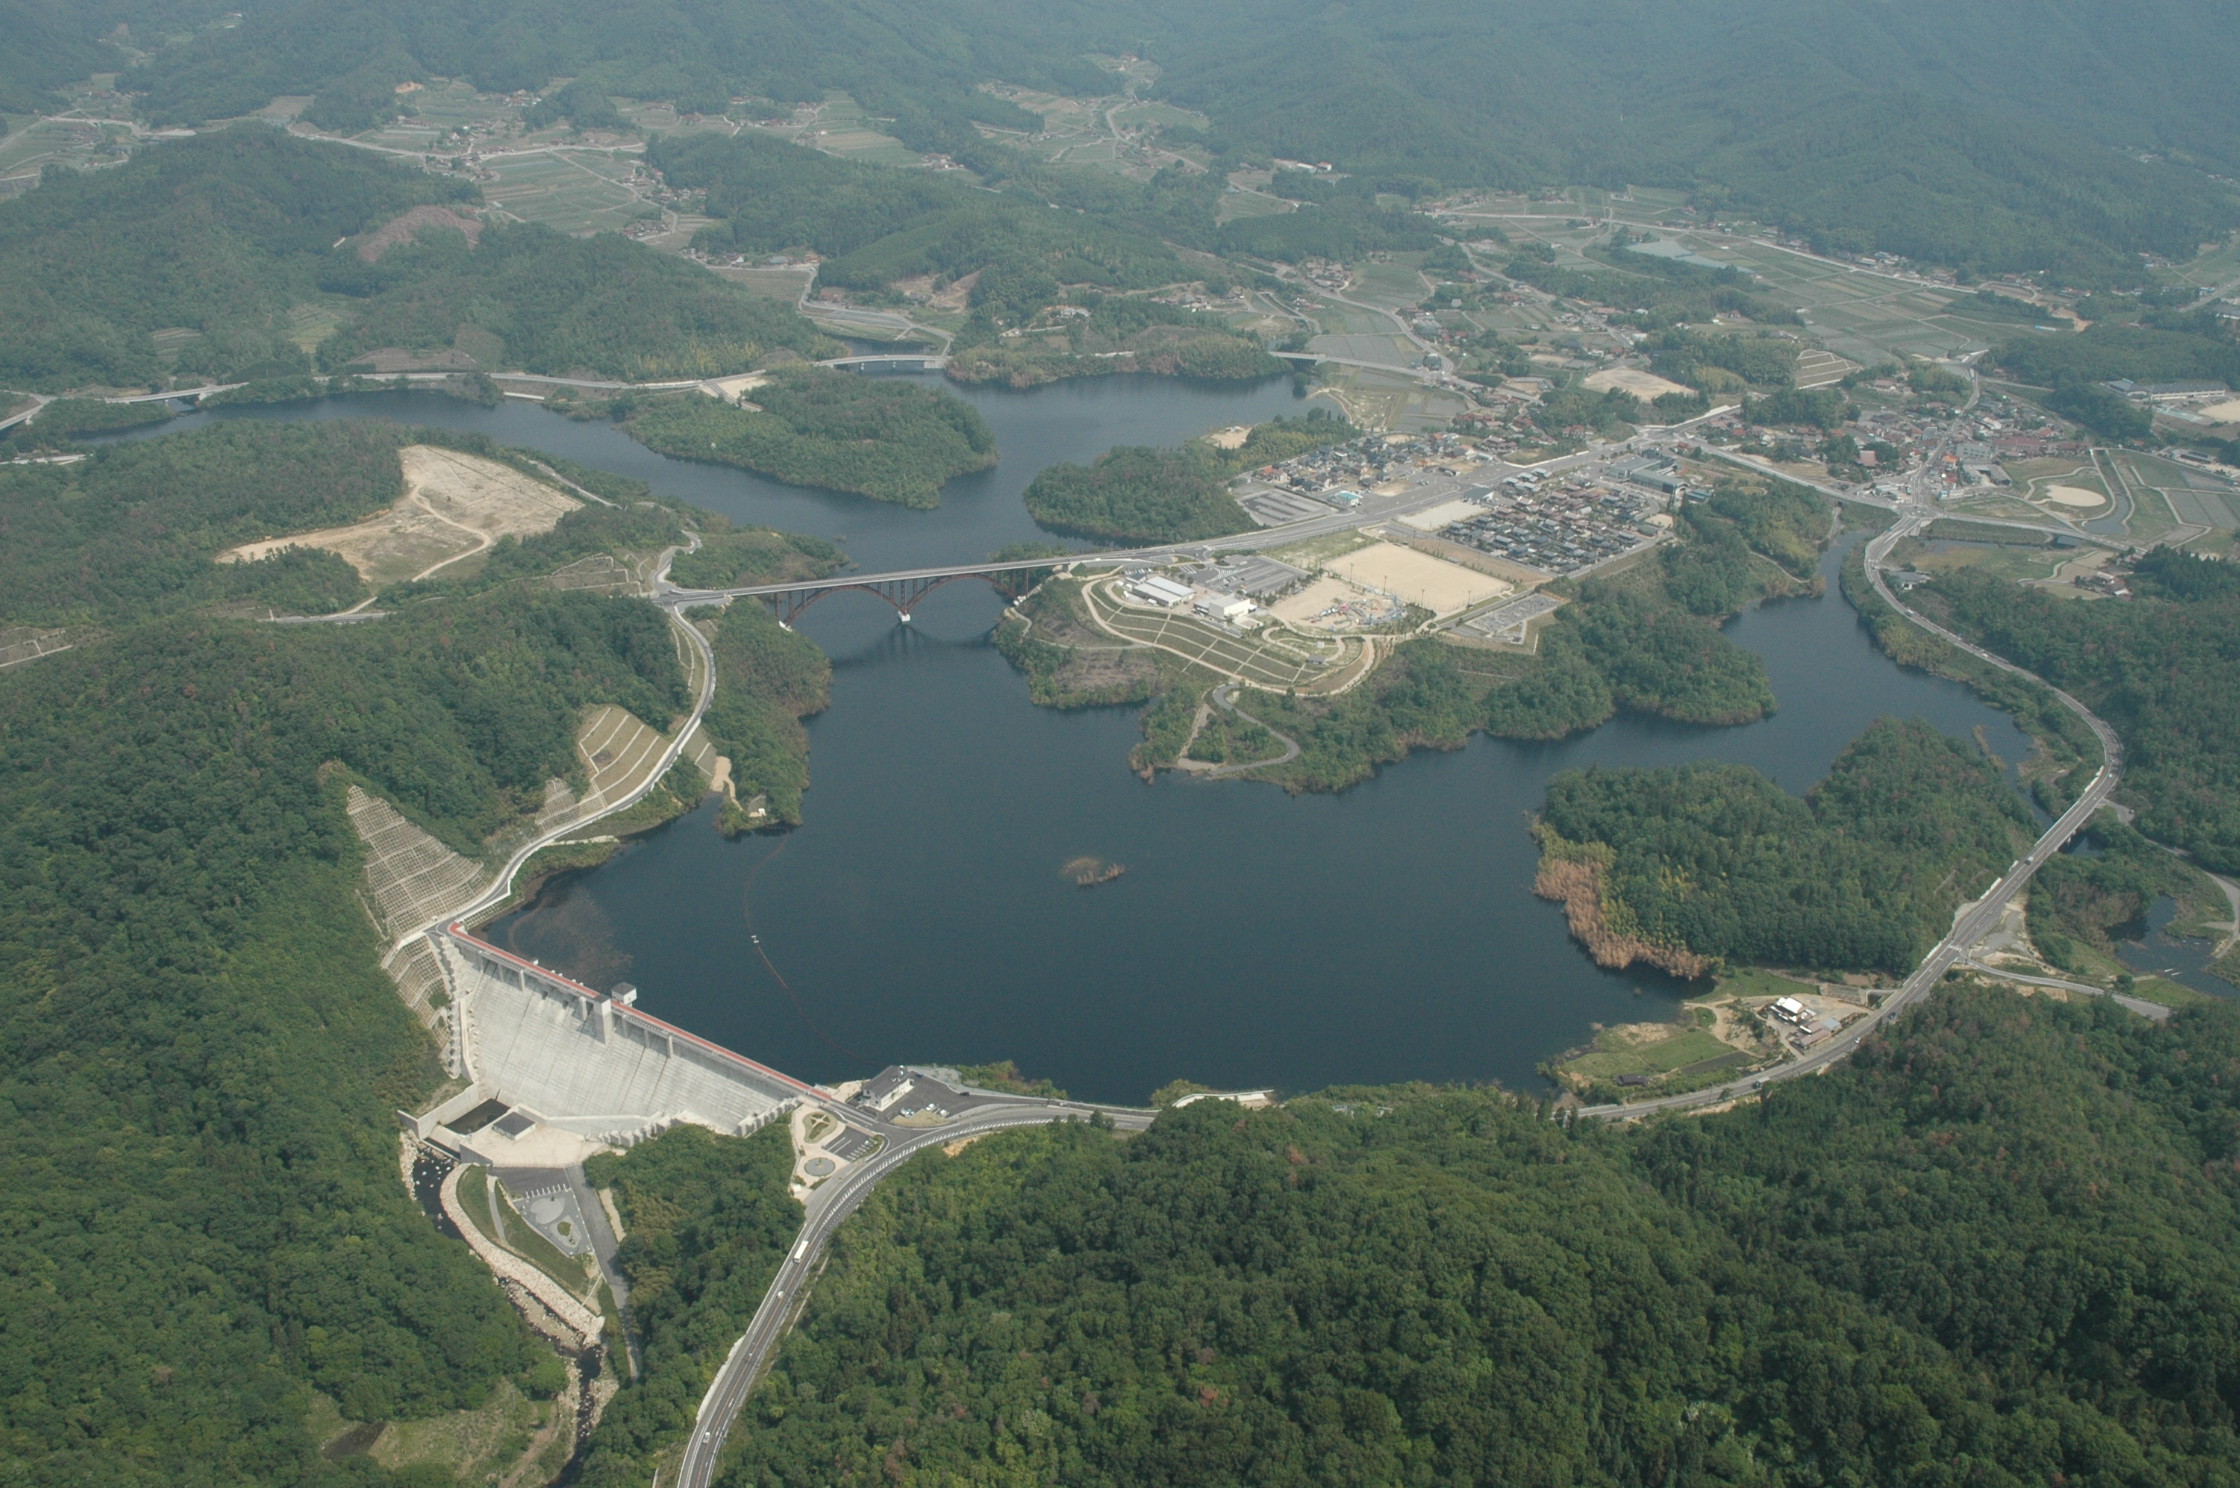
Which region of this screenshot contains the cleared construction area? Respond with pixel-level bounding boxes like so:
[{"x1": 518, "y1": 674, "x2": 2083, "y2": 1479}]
[
  {"x1": 1321, "y1": 540, "x2": 1511, "y2": 616},
  {"x1": 1581, "y1": 367, "x2": 1695, "y2": 400},
  {"x1": 219, "y1": 445, "x2": 578, "y2": 586}
]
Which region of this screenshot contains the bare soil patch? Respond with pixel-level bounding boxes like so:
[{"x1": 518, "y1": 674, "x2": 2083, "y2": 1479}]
[
  {"x1": 1322, "y1": 540, "x2": 1510, "y2": 616},
  {"x1": 1581, "y1": 367, "x2": 1694, "y2": 400},
  {"x1": 355, "y1": 204, "x2": 483, "y2": 262},
  {"x1": 218, "y1": 446, "x2": 577, "y2": 587}
]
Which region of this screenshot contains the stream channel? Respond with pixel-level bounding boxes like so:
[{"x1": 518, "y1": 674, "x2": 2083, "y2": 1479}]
[{"x1": 162, "y1": 377, "x2": 2056, "y2": 1104}]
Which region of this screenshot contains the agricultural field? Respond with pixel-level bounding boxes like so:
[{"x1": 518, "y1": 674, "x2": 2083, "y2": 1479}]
[
  {"x1": 0, "y1": 107, "x2": 139, "y2": 196},
  {"x1": 710, "y1": 266, "x2": 815, "y2": 303},
  {"x1": 478, "y1": 148, "x2": 652, "y2": 232},
  {"x1": 1347, "y1": 255, "x2": 1432, "y2": 312},
  {"x1": 1313, "y1": 366, "x2": 1471, "y2": 433},
  {"x1": 1943, "y1": 490, "x2": 2068, "y2": 524},
  {"x1": 981, "y1": 68, "x2": 1206, "y2": 181},
  {"x1": 2121, "y1": 450, "x2": 2240, "y2": 533},
  {"x1": 1708, "y1": 968, "x2": 1826, "y2": 1004},
  {"x1": 614, "y1": 102, "x2": 747, "y2": 140},
  {"x1": 1217, "y1": 184, "x2": 1296, "y2": 224},
  {"x1": 791, "y1": 92, "x2": 921, "y2": 166}
]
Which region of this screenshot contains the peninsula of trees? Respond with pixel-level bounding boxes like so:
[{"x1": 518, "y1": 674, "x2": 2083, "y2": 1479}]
[
  {"x1": 1021, "y1": 416, "x2": 1356, "y2": 545},
  {"x1": 620, "y1": 369, "x2": 998, "y2": 507},
  {"x1": 1536, "y1": 718, "x2": 2035, "y2": 977}
]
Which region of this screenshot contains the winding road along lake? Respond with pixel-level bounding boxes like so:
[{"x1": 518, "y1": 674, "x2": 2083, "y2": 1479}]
[{"x1": 173, "y1": 379, "x2": 2037, "y2": 1104}]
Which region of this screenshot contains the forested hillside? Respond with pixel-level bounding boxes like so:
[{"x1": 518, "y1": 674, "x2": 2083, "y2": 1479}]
[
  {"x1": 654, "y1": 132, "x2": 1184, "y2": 298},
  {"x1": 0, "y1": 128, "x2": 472, "y2": 388},
  {"x1": 319, "y1": 222, "x2": 836, "y2": 380},
  {"x1": 0, "y1": 129, "x2": 831, "y2": 390},
  {"x1": 1143, "y1": 0, "x2": 2240, "y2": 278},
  {"x1": 611, "y1": 988, "x2": 2240, "y2": 1488},
  {"x1": 1919, "y1": 550, "x2": 2240, "y2": 873},
  {"x1": 621, "y1": 370, "x2": 997, "y2": 506},
  {"x1": 0, "y1": 420, "x2": 402, "y2": 625},
  {"x1": 1538, "y1": 717, "x2": 2035, "y2": 975},
  {"x1": 0, "y1": 587, "x2": 690, "y2": 1484},
  {"x1": 10, "y1": 0, "x2": 2231, "y2": 280}
]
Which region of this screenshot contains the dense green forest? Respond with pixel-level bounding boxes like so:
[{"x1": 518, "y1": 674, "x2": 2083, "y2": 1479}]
[
  {"x1": 948, "y1": 296, "x2": 1285, "y2": 386},
  {"x1": 1022, "y1": 416, "x2": 1355, "y2": 544},
  {"x1": 1144, "y1": 0, "x2": 2240, "y2": 280},
  {"x1": 621, "y1": 370, "x2": 997, "y2": 507},
  {"x1": 106, "y1": 0, "x2": 1111, "y2": 139},
  {"x1": 11, "y1": 0, "x2": 2240, "y2": 282},
  {"x1": 1649, "y1": 329, "x2": 1800, "y2": 393},
  {"x1": 0, "y1": 128, "x2": 471, "y2": 389},
  {"x1": 665, "y1": 523, "x2": 844, "y2": 591},
  {"x1": 655, "y1": 132, "x2": 1185, "y2": 300},
  {"x1": 573, "y1": 1124, "x2": 801, "y2": 1488},
  {"x1": 0, "y1": 583, "x2": 693, "y2": 1484},
  {"x1": 1024, "y1": 445, "x2": 1248, "y2": 545},
  {"x1": 0, "y1": 128, "x2": 834, "y2": 391},
  {"x1": 698, "y1": 600, "x2": 833, "y2": 829},
  {"x1": 1918, "y1": 550, "x2": 2240, "y2": 872},
  {"x1": 1539, "y1": 717, "x2": 2034, "y2": 975},
  {"x1": 319, "y1": 221, "x2": 836, "y2": 380},
  {"x1": 0, "y1": 420, "x2": 409, "y2": 625},
  {"x1": 1995, "y1": 321, "x2": 2240, "y2": 391},
  {"x1": 628, "y1": 988, "x2": 2240, "y2": 1488}
]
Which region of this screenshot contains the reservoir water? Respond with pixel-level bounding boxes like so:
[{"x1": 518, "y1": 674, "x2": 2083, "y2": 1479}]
[{"x1": 166, "y1": 379, "x2": 2039, "y2": 1104}]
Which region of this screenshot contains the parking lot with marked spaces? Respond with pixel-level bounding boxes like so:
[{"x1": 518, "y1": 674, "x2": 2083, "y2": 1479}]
[{"x1": 1458, "y1": 591, "x2": 1565, "y2": 643}]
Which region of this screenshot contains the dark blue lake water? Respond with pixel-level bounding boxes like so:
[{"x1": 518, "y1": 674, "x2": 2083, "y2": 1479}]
[{"x1": 163, "y1": 380, "x2": 2041, "y2": 1104}]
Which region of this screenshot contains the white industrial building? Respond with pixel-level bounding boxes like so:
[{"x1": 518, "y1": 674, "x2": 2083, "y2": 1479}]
[{"x1": 1130, "y1": 574, "x2": 1194, "y2": 606}]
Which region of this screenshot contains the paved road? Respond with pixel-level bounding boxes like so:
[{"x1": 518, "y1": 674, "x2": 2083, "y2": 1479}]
[
  {"x1": 1956, "y1": 959, "x2": 2172, "y2": 1021},
  {"x1": 389, "y1": 537, "x2": 716, "y2": 957},
  {"x1": 676, "y1": 1098, "x2": 1152, "y2": 1488},
  {"x1": 663, "y1": 439, "x2": 1660, "y2": 611},
  {"x1": 1580, "y1": 506, "x2": 2124, "y2": 1120}
]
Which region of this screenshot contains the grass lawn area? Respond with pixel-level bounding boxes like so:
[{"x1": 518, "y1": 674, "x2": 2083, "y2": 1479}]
[
  {"x1": 1707, "y1": 967, "x2": 1820, "y2": 1003},
  {"x1": 720, "y1": 267, "x2": 814, "y2": 301},
  {"x1": 491, "y1": 1176, "x2": 596, "y2": 1293},
  {"x1": 2123, "y1": 975, "x2": 2216, "y2": 1009},
  {"x1": 1909, "y1": 542, "x2": 2063, "y2": 584},
  {"x1": 1563, "y1": 1026, "x2": 1740, "y2": 1082}
]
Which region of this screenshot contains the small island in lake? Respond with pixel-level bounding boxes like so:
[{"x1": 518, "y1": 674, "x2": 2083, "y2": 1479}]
[{"x1": 1062, "y1": 856, "x2": 1127, "y2": 887}]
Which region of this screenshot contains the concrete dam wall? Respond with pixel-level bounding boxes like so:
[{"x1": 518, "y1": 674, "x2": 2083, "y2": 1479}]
[{"x1": 437, "y1": 928, "x2": 805, "y2": 1147}]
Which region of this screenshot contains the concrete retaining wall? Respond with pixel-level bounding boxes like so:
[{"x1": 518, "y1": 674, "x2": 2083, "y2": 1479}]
[{"x1": 441, "y1": 930, "x2": 803, "y2": 1146}]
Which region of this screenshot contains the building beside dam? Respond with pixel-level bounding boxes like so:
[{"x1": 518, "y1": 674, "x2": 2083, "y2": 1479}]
[{"x1": 408, "y1": 926, "x2": 805, "y2": 1154}]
